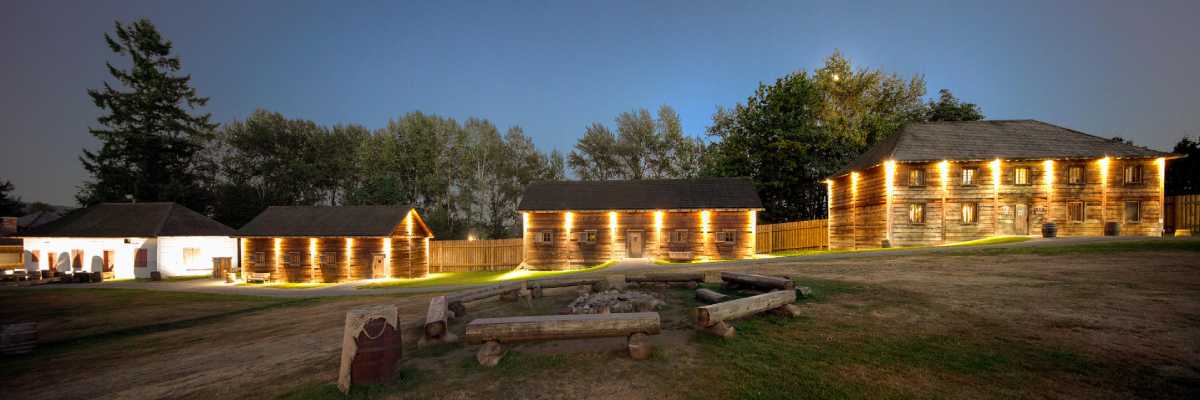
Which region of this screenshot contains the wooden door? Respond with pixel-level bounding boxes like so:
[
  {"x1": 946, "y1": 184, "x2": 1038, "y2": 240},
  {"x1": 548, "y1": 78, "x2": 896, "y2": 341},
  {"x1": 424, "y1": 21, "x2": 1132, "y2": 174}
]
[
  {"x1": 212, "y1": 257, "x2": 232, "y2": 278},
  {"x1": 102, "y1": 250, "x2": 114, "y2": 272},
  {"x1": 1015, "y1": 204, "x2": 1029, "y2": 235},
  {"x1": 371, "y1": 254, "x2": 386, "y2": 279},
  {"x1": 627, "y1": 231, "x2": 643, "y2": 258}
]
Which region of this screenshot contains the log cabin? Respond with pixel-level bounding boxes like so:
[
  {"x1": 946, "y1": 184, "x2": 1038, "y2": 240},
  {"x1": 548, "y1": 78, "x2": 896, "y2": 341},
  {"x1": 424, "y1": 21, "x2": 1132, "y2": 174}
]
[
  {"x1": 826, "y1": 120, "x2": 1181, "y2": 249},
  {"x1": 18, "y1": 202, "x2": 238, "y2": 279},
  {"x1": 236, "y1": 205, "x2": 433, "y2": 282},
  {"x1": 517, "y1": 178, "x2": 763, "y2": 269}
]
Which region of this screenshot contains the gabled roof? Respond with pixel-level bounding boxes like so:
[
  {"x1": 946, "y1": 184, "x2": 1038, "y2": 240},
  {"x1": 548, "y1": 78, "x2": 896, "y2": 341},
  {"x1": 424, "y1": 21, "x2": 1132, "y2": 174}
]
[
  {"x1": 18, "y1": 210, "x2": 67, "y2": 230},
  {"x1": 517, "y1": 178, "x2": 763, "y2": 211},
  {"x1": 835, "y1": 120, "x2": 1175, "y2": 177},
  {"x1": 236, "y1": 205, "x2": 431, "y2": 237},
  {"x1": 19, "y1": 202, "x2": 235, "y2": 238}
]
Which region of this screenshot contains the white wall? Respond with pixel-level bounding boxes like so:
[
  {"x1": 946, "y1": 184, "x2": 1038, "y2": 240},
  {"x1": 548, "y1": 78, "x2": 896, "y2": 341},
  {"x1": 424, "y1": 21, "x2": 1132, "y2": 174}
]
[
  {"x1": 157, "y1": 236, "x2": 238, "y2": 277},
  {"x1": 22, "y1": 237, "x2": 156, "y2": 279}
]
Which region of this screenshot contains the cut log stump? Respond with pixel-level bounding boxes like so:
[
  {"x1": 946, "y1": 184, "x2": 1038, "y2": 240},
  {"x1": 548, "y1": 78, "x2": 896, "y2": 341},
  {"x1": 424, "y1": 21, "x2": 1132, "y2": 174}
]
[
  {"x1": 627, "y1": 333, "x2": 653, "y2": 360},
  {"x1": 476, "y1": 340, "x2": 506, "y2": 367}
]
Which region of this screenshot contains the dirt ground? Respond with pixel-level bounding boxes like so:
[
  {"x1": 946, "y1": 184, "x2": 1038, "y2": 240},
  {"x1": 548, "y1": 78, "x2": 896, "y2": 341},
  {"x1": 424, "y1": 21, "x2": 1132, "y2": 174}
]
[{"x1": 4, "y1": 248, "x2": 1199, "y2": 400}]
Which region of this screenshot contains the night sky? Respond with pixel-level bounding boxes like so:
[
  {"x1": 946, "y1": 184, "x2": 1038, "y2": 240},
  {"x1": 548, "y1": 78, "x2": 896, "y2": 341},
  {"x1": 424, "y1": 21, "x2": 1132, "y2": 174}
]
[{"x1": 2, "y1": 0, "x2": 1197, "y2": 206}]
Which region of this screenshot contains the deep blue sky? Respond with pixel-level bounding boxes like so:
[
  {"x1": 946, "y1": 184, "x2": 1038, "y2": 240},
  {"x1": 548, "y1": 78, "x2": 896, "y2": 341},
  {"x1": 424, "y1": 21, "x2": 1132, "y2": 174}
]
[{"x1": 2, "y1": 0, "x2": 1198, "y2": 206}]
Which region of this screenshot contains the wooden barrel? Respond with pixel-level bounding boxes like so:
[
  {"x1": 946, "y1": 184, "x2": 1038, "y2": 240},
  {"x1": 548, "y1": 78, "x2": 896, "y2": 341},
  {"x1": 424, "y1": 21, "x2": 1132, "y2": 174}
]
[
  {"x1": 1104, "y1": 222, "x2": 1121, "y2": 236},
  {"x1": 1, "y1": 322, "x2": 37, "y2": 355},
  {"x1": 1041, "y1": 222, "x2": 1058, "y2": 238}
]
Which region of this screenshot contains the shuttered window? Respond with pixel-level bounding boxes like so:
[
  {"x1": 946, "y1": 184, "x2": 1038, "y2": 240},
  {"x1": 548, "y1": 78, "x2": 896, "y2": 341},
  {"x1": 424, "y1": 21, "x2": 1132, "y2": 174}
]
[
  {"x1": 1123, "y1": 164, "x2": 1143, "y2": 184},
  {"x1": 1070, "y1": 200, "x2": 1089, "y2": 222},
  {"x1": 534, "y1": 230, "x2": 554, "y2": 244},
  {"x1": 961, "y1": 168, "x2": 977, "y2": 186},
  {"x1": 320, "y1": 252, "x2": 336, "y2": 267},
  {"x1": 573, "y1": 230, "x2": 597, "y2": 243},
  {"x1": 715, "y1": 231, "x2": 736, "y2": 243},
  {"x1": 284, "y1": 252, "x2": 301, "y2": 266},
  {"x1": 909, "y1": 169, "x2": 925, "y2": 186},
  {"x1": 1013, "y1": 167, "x2": 1031, "y2": 185}
]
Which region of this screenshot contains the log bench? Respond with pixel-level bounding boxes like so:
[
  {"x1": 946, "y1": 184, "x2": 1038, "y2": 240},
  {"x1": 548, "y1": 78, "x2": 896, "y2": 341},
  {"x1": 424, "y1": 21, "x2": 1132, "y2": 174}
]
[
  {"x1": 667, "y1": 251, "x2": 693, "y2": 261},
  {"x1": 446, "y1": 281, "x2": 527, "y2": 317},
  {"x1": 526, "y1": 277, "x2": 604, "y2": 298},
  {"x1": 464, "y1": 312, "x2": 661, "y2": 366},
  {"x1": 627, "y1": 272, "x2": 702, "y2": 288},
  {"x1": 720, "y1": 271, "x2": 794, "y2": 292},
  {"x1": 694, "y1": 290, "x2": 800, "y2": 338},
  {"x1": 246, "y1": 272, "x2": 271, "y2": 283}
]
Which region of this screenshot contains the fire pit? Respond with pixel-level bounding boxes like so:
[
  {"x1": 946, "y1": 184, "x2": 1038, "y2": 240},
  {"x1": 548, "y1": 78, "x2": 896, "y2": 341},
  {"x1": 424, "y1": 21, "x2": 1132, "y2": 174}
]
[{"x1": 566, "y1": 290, "x2": 664, "y2": 314}]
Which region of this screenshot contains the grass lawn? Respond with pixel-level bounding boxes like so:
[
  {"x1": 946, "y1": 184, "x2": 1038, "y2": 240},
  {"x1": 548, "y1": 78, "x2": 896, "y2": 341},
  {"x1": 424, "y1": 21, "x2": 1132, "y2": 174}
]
[
  {"x1": 356, "y1": 260, "x2": 617, "y2": 289},
  {"x1": 770, "y1": 236, "x2": 1033, "y2": 258},
  {"x1": 236, "y1": 282, "x2": 336, "y2": 289},
  {"x1": 952, "y1": 237, "x2": 1200, "y2": 256}
]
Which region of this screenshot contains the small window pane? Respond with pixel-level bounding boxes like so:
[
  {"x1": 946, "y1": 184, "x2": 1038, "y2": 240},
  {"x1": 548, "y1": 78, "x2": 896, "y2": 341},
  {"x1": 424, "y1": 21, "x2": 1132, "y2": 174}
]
[
  {"x1": 1068, "y1": 166, "x2": 1084, "y2": 184},
  {"x1": 962, "y1": 169, "x2": 976, "y2": 185},
  {"x1": 961, "y1": 203, "x2": 977, "y2": 224},
  {"x1": 1124, "y1": 165, "x2": 1142, "y2": 184},
  {"x1": 909, "y1": 204, "x2": 925, "y2": 224},
  {"x1": 671, "y1": 230, "x2": 689, "y2": 243},
  {"x1": 909, "y1": 169, "x2": 925, "y2": 186},
  {"x1": 1014, "y1": 167, "x2": 1030, "y2": 185},
  {"x1": 1125, "y1": 201, "x2": 1141, "y2": 223}
]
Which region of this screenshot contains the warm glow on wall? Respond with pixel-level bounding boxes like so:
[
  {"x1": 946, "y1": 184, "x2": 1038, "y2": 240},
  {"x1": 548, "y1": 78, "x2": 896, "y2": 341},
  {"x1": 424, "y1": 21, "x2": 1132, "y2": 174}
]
[
  {"x1": 884, "y1": 160, "x2": 896, "y2": 196},
  {"x1": 850, "y1": 172, "x2": 859, "y2": 196},
  {"x1": 273, "y1": 238, "x2": 282, "y2": 279},
  {"x1": 1155, "y1": 157, "x2": 1166, "y2": 184},
  {"x1": 990, "y1": 159, "x2": 1002, "y2": 188},
  {"x1": 700, "y1": 210, "x2": 711, "y2": 234},
  {"x1": 1099, "y1": 157, "x2": 1110, "y2": 222},
  {"x1": 1098, "y1": 157, "x2": 1110, "y2": 182},
  {"x1": 563, "y1": 211, "x2": 574, "y2": 233},
  {"x1": 406, "y1": 212, "x2": 414, "y2": 236},
  {"x1": 344, "y1": 238, "x2": 353, "y2": 278},
  {"x1": 608, "y1": 211, "x2": 618, "y2": 236},
  {"x1": 522, "y1": 212, "x2": 530, "y2": 233},
  {"x1": 308, "y1": 238, "x2": 319, "y2": 283},
  {"x1": 383, "y1": 238, "x2": 393, "y2": 277},
  {"x1": 654, "y1": 211, "x2": 664, "y2": 231},
  {"x1": 938, "y1": 161, "x2": 950, "y2": 192}
]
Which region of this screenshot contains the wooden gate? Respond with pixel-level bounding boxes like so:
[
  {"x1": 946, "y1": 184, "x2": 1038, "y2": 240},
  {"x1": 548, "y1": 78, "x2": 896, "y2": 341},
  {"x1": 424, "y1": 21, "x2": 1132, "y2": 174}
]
[
  {"x1": 430, "y1": 239, "x2": 523, "y2": 273},
  {"x1": 211, "y1": 257, "x2": 232, "y2": 278},
  {"x1": 1165, "y1": 194, "x2": 1200, "y2": 235}
]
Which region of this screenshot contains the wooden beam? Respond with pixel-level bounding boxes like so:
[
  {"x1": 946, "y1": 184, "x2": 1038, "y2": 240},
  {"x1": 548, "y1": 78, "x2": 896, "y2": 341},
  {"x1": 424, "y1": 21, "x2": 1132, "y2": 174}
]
[
  {"x1": 695, "y1": 288, "x2": 731, "y2": 304},
  {"x1": 720, "y1": 271, "x2": 794, "y2": 291},
  {"x1": 694, "y1": 289, "x2": 796, "y2": 328},
  {"x1": 464, "y1": 312, "x2": 661, "y2": 345}
]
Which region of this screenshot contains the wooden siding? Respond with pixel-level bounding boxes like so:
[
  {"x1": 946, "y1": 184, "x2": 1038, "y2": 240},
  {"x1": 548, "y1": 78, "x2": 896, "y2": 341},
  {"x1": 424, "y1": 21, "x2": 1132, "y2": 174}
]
[
  {"x1": 522, "y1": 210, "x2": 756, "y2": 269},
  {"x1": 430, "y1": 239, "x2": 523, "y2": 272},
  {"x1": 755, "y1": 220, "x2": 828, "y2": 253},
  {"x1": 830, "y1": 157, "x2": 1165, "y2": 249},
  {"x1": 0, "y1": 245, "x2": 21, "y2": 269},
  {"x1": 241, "y1": 236, "x2": 429, "y2": 282}
]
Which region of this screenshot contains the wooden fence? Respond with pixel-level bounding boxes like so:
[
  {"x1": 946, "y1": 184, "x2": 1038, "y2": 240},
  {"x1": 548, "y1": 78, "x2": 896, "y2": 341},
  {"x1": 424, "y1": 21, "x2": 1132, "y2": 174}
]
[
  {"x1": 0, "y1": 245, "x2": 22, "y2": 269},
  {"x1": 429, "y1": 238, "x2": 523, "y2": 273},
  {"x1": 755, "y1": 219, "x2": 828, "y2": 254},
  {"x1": 1166, "y1": 194, "x2": 1200, "y2": 235}
]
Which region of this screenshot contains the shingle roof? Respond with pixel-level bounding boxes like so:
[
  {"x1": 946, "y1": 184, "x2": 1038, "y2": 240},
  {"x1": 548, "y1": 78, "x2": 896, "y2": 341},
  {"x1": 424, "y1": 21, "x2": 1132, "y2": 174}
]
[
  {"x1": 19, "y1": 202, "x2": 235, "y2": 238},
  {"x1": 18, "y1": 210, "x2": 67, "y2": 230},
  {"x1": 835, "y1": 120, "x2": 1174, "y2": 176},
  {"x1": 517, "y1": 178, "x2": 763, "y2": 211},
  {"x1": 236, "y1": 205, "x2": 424, "y2": 237}
]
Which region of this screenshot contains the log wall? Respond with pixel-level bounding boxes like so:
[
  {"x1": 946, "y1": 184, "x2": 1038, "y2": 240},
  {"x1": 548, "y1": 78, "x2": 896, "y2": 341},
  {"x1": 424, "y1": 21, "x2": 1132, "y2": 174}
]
[
  {"x1": 522, "y1": 210, "x2": 756, "y2": 269},
  {"x1": 241, "y1": 236, "x2": 429, "y2": 282},
  {"x1": 830, "y1": 157, "x2": 1165, "y2": 249}
]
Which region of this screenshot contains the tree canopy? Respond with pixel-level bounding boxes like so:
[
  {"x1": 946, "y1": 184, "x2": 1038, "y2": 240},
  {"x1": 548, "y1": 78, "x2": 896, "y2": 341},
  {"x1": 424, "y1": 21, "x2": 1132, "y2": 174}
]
[
  {"x1": 78, "y1": 19, "x2": 216, "y2": 212},
  {"x1": 569, "y1": 106, "x2": 704, "y2": 180},
  {"x1": 926, "y1": 89, "x2": 985, "y2": 121},
  {"x1": 1167, "y1": 136, "x2": 1200, "y2": 195},
  {"x1": 0, "y1": 180, "x2": 23, "y2": 217}
]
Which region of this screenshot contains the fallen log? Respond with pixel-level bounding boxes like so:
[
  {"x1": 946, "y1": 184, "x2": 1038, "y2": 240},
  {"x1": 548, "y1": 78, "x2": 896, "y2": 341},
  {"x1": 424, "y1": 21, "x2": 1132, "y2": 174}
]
[
  {"x1": 528, "y1": 277, "x2": 604, "y2": 297},
  {"x1": 694, "y1": 289, "x2": 796, "y2": 328},
  {"x1": 720, "y1": 271, "x2": 794, "y2": 291},
  {"x1": 695, "y1": 288, "x2": 731, "y2": 304},
  {"x1": 627, "y1": 272, "x2": 704, "y2": 284},
  {"x1": 423, "y1": 296, "x2": 449, "y2": 339},
  {"x1": 464, "y1": 312, "x2": 661, "y2": 366},
  {"x1": 446, "y1": 282, "x2": 525, "y2": 317}
]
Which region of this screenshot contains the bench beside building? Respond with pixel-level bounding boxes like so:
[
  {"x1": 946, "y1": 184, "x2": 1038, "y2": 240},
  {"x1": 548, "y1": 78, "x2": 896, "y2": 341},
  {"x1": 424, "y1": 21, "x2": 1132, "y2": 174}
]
[
  {"x1": 826, "y1": 120, "x2": 1180, "y2": 249},
  {"x1": 18, "y1": 202, "x2": 238, "y2": 279},
  {"x1": 517, "y1": 178, "x2": 764, "y2": 269},
  {"x1": 236, "y1": 205, "x2": 433, "y2": 282}
]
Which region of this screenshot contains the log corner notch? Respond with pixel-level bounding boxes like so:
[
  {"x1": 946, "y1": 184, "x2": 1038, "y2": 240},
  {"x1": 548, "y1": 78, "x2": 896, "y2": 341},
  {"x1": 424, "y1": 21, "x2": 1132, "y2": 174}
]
[
  {"x1": 419, "y1": 296, "x2": 459, "y2": 347},
  {"x1": 694, "y1": 289, "x2": 798, "y2": 338},
  {"x1": 720, "y1": 271, "x2": 795, "y2": 292},
  {"x1": 464, "y1": 312, "x2": 661, "y2": 366}
]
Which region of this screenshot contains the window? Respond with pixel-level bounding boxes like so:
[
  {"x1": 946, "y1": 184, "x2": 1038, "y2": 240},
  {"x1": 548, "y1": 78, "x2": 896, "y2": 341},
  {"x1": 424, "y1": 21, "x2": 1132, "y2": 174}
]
[
  {"x1": 909, "y1": 203, "x2": 926, "y2": 224},
  {"x1": 71, "y1": 249, "x2": 83, "y2": 269},
  {"x1": 534, "y1": 230, "x2": 554, "y2": 244},
  {"x1": 715, "y1": 231, "x2": 736, "y2": 244},
  {"x1": 1013, "y1": 167, "x2": 1031, "y2": 185},
  {"x1": 135, "y1": 249, "x2": 148, "y2": 268},
  {"x1": 961, "y1": 203, "x2": 978, "y2": 224},
  {"x1": 320, "y1": 252, "x2": 336, "y2": 267},
  {"x1": 1068, "y1": 166, "x2": 1085, "y2": 185},
  {"x1": 284, "y1": 251, "x2": 301, "y2": 266},
  {"x1": 909, "y1": 169, "x2": 926, "y2": 186},
  {"x1": 573, "y1": 230, "x2": 597, "y2": 243},
  {"x1": 671, "y1": 229, "x2": 689, "y2": 243},
  {"x1": 1125, "y1": 201, "x2": 1141, "y2": 223},
  {"x1": 1123, "y1": 164, "x2": 1143, "y2": 184},
  {"x1": 961, "y1": 168, "x2": 977, "y2": 186},
  {"x1": 1068, "y1": 201, "x2": 1085, "y2": 223},
  {"x1": 183, "y1": 248, "x2": 202, "y2": 267}
]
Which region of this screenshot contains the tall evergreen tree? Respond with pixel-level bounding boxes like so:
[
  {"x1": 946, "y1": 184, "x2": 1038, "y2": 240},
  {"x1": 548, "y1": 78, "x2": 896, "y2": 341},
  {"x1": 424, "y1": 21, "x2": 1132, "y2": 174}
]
[
  {"x1": 0, "y1": 180, "x2": 23, "y2": 217},
  {"x1": 78, "y1": 18, "x2": 216, "y2": 212}
]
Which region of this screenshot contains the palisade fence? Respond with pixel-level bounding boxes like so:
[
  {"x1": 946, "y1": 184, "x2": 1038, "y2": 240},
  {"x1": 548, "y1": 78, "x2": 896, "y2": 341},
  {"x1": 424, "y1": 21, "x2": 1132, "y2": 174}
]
[
  {"x1": 1165, "y1": 195, "x2": 1200, "y2": 235},
  {"x1": 429, "y1": 238, "x2": 523, "y2": 273},
  {"x1": 755, "y1": 219, "x2": 829, "y2": 254}
]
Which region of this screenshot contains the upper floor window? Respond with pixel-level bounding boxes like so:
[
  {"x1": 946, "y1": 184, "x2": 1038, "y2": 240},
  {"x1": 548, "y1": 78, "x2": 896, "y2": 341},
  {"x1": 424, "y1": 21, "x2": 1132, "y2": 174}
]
[
  {"x1": 961, "y1": 168, "x2": 978, "y2": 186},
  {"x1": 908, "y1": 169, "x2": 926, "y2": 186},
  {"x1": 1068, "y1": 166, "x2": 1085, "y2": 185},
  {"x1": 1123, "y1": 164, "x2": 1143, "y2": 184},
  {"x1": 1013, "y1": 167, "x2": 1031, "y2": 185}
]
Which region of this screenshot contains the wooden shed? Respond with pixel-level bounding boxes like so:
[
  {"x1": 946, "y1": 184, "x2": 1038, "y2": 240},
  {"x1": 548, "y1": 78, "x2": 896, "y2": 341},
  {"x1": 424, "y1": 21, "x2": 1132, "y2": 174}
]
[
  {"x1": 517, "y1": 178, "x2": 763, "y2": 269},
  {"x1": 236, "y1": 206, "x2": 433, "y2": 282},
  {"x1": 827, "y1": 120, "x2": 1181, "y2": 249}
]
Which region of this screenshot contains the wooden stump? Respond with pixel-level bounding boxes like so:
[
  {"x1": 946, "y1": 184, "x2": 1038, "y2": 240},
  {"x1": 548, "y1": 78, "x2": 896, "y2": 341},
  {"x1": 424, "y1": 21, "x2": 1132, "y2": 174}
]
[
  {"x1": 476, "y1": 340, "x2": 506, "y2": 367},
  {"x1": 627, "y1": 333, "x2": 653, "y2": 360},
  {"x1": 424, "y1": 296, "x2": 449, "y2": 339}
]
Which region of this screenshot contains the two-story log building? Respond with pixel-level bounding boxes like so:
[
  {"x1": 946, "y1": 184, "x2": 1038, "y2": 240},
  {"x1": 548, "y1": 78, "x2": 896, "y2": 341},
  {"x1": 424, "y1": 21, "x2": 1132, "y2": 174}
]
[
  {"x1": 517, "y1": 178, "x2": 763, "y2": 269},
  {"x1": 827, "y1": 120, "x2": 1179, "y2": 249}
]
